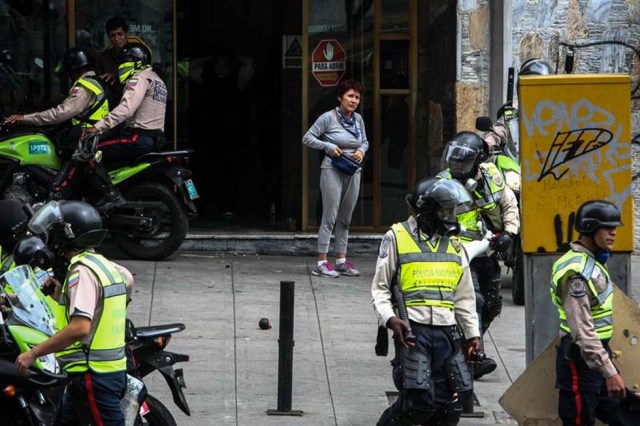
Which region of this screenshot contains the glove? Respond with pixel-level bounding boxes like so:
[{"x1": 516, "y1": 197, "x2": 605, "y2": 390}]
[
  {"x1": 490, "y1": 232, "x2": 513, "y2": 253},
  {"x1": 496, "y1": 103, "x2": 515, "y2": 121}
]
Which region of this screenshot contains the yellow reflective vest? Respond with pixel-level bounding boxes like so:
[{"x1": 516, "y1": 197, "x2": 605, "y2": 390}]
[
  {"x1": 437, "y1": 162, "x2": 507, "y2": 241},
  {"x1": 550, "y1": 250, "x2": 614, "y2": 340},
  {"x1": 70, "y1": 77, "x2": 110, "y2": 128},
  {"x1": 392, "y1": 221, "x2": 463, "y2": 310},
  {"x1": 55, "y1": 251, "x2": 127, "y2": 374}
]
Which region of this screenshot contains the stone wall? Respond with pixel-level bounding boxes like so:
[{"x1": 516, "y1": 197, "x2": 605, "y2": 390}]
[{"x1": 457, "y1": 0, "x2": 640, "y2": 251}]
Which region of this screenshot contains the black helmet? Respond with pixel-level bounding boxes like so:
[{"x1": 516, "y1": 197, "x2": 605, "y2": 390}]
[
  {"x1": 28, "y1": 200, "x2": 106, "y2": 250},
  {"x1": 519, "y1": 58, "x2": 552, "y2": 76},
  {"x1": 0, "y1": 199, "x2": 31, "y2": 250},
  {"x1": 443, "y1": 131, "x2": 488, "y2": 180},
  {"x1": 63, "y1": 47, "x2": 92, "y2": 72},
  {"x1": 407, "y1": 178, "x2": 471, "y2": 237},
  {"x1": 575, "y1": 200, "x2": 622, "y2": 235},
  {"x1": 13, "y1": 236, "x2": 52, "y2": 270},
  {"x1": 119, "y1": 42, "x2": 150, "y2": 66}
]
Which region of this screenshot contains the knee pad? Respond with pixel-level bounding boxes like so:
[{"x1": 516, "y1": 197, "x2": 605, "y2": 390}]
[
  {"x1": 402, "y1": 349, "x2": 431, "y2": 391},
  {"x1": 445, "y1": 349, "x2": 473, "y2": 394},
  {"x1": 402, "y1": 395, "x2": 436, "y2": 425}
]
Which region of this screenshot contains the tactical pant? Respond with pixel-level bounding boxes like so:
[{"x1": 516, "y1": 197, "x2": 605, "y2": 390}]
[
  {"x1": 556, "y1": 336, "x2": 623, "y2": 426},
  {"x1": 377, "y1": 323, "x2": 468, "y2": 426},
  {"x1": 470, "y1": 256, "x2": 502, "y2": 334},
  {"x1": 59, "y1": 371, "x2": 126, "y2": 426}
]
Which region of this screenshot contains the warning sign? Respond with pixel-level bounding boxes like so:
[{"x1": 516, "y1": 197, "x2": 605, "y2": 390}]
[
  {"x1": 282, "y1": 35, "x2": 302, "y2": 69},
  {"x1": 312, "y1": 39, "x2": 346, "y2": 87}
]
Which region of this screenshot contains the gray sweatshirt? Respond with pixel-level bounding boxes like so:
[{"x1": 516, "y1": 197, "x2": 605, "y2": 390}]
[{"x1": 302, "y1": 110, "x2": 369, "y2": 168}]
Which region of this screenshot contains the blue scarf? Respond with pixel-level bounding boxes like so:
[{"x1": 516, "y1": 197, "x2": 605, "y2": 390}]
[{"x1": 336, "y1": 107, "x2": 360, "y2": 139}]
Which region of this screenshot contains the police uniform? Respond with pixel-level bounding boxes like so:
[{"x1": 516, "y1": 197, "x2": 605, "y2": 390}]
[
  {"x1": 95, "y1": 67, "x2": 168, "y2": 163},
  {"x1": 55, "y1": 251, "x2": 133, "y2": 425},
  {"x1": 372, "y1": 216, "x2": 479, "y2": 425},
  {"x1": 20, "y1": 71, "x2": 108, "y2": 128},
  {"x1": 437, "y1": 162, "x2": 519, "y2": 333},
  {"x1": 551, "y1": 242, "x2": 623, "y2": 425}
]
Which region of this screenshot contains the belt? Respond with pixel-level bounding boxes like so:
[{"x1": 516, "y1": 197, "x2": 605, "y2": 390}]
[{"x1": 129, "y1": 128, "x2": 164, "y2": 137}]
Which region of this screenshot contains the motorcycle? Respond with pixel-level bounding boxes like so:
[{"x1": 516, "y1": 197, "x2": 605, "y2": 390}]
[
  {"x1": 0, "y1": 265, "x2": 67, "y2": 425},
  {"x1": 3, "y1": 265, "x2": 190, "y2": 425},
  {"x1": 127, "y1": 320, "x2": 191, "y2": 426},
  {"x1": 0, "y1": 124, "x2": 198, "y2": 261},
  {"x1": 475, "y1": 114, "x2": 525, "y2": 306}
]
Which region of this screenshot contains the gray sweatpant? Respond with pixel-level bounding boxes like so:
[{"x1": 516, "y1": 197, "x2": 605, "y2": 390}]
[{"x1": 318, "y1": 167, "x2": 361, "y2": 255}]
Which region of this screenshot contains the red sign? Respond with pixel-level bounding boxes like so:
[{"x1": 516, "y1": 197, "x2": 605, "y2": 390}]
[{"x1": 312, "y1": 39, "x2": 346, "y2": 87}]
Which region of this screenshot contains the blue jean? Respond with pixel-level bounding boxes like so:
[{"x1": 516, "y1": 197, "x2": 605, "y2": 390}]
[{"x1": 59, "y1": 371, "x2": 126, "y2": 426}]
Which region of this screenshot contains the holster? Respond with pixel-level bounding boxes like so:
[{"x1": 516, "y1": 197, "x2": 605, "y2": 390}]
[
  {"x1": 402, "y1": 348, "x2": 431, "y2": 390},
  {"x1": 559, "y1": 335, "x2": 580, "y2": 361},
  {"x1": 375, "y1": 325, "x2": 389, "y2": 356}
]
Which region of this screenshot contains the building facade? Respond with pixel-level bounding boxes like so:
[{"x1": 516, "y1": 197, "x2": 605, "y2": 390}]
[{"x1": 3, "y1": 0, "x2": 638, "y2": 245}]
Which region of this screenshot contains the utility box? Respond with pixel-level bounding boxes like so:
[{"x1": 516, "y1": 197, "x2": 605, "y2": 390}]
[{"x1": 518, "y1": 74, "x2": 633, "y2": 362}]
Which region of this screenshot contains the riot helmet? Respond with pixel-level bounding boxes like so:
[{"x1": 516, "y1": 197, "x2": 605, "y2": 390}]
[
  {"x1": 407, "y1": 177, "x2": 471, "y2": 237},
  {"x1": 28, "y1": 200, "x2": 106, "y2": 252},
  {"x1": 0, "y1": 199, "x2": 31, "y2": 252},
  {"x1": 117, "y1": 42, "x2": 151, "y2": 83},
  {"x1": 13, "y1": 236, "x2": 53, "y2": 270},
  {"x1": 63, "y1": 47, "x2": 92, "y2": 73},
  {"x1": 443, "y1": 131, "x2": 488, "y2": 181},
  {"x1": 575, "y1": 200, "x2": 622, "y2": 236},
  {"x1": 519, "y1": 58, "x2": 552, "y2": 76}
]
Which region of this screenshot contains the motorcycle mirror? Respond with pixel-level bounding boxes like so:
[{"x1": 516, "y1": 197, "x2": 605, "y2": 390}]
[
  {"x1": 33, "y1": 57, "x2": 44, "y2": 69},
  {"x1": 475, "y1": 116, "x2": 493, "y2": 132}
]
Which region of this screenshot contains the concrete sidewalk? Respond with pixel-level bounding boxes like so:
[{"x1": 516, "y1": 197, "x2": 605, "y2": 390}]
[{"x1": 116, "y1": 253, "x2": 639, "y2": 425}]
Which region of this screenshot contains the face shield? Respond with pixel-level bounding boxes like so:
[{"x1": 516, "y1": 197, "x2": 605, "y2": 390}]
[
  {"x1": 28, "y1": 201, "x2": 64, "y2": 236},
  {"x1": 444, "y1": 144, "x2": 479, "y2": 180}
]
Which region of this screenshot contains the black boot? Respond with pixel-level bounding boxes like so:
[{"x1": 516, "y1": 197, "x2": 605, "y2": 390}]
[{"x1": 88, "y1": 162, "x2": 126, "y2": 213}]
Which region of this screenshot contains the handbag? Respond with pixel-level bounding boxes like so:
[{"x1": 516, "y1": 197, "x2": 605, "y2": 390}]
[{"x1": 331, "y1": 153, "x2": 362, "y2": 176}]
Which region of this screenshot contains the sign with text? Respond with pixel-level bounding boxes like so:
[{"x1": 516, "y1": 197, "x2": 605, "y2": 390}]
[
  {"x1": 311, "y1": 39, "x2": 346, "y2": 87},
  {"x1": 519, "y1": 74, "x2": 633, "y2": 253}
]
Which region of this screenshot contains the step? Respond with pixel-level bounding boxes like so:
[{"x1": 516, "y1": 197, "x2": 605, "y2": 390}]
[{"x1": 179, "y1": 231, "x2": 384, "y2": 256}]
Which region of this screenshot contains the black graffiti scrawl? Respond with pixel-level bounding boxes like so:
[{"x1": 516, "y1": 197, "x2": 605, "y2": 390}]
[{"x1": 538, "y1": 128, "x2": 613, "y2": 181}]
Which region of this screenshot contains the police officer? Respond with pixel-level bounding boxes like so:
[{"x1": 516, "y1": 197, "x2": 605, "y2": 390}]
[
  {"x1": 438, "y1": 131, "x2": 520, "y2": 379},
  {"x1": 4, "y1": 47, "x2": 125, "y2": 211},
  {"x1": 484, "y1": 58, "x2": 552, "y2": 151},
  {"x1": 15, "y1": 200, "x2": 133, "y2": 425},
  {"x1": 0, "y1": 199, "x2": 31, "y2": 274},
  {"x1": 551, "y1": 200, "x2": 627, "y2": 425},
  {"x1": 372, "y1": 177, "x2": 480, "y2": 426},
  {"x1": 83, "y1": 42, "x2": 168, "y2": 163}
]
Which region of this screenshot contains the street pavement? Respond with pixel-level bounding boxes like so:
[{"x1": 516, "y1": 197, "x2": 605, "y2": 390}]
[{"x1": 115, "y1": 252, "x2": 640, "y2": 425}]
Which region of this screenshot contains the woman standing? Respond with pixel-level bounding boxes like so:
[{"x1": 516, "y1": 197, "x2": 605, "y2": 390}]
[{"x1": 302, "y1": 79, "x2": 368, "y2": 278}]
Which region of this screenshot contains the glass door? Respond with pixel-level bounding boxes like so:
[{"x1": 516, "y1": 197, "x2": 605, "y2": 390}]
[{"x1": 302, "y1": 0, "x2": 417, "y2": 231}]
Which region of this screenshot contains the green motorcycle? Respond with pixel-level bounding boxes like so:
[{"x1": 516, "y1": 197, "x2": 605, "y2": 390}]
[
  {"x1": 0, "y1": 125, "x2": 198, "y2": 260},
  {"x1": 0, "y1": 265, "x2": 67, "y2": 425}
]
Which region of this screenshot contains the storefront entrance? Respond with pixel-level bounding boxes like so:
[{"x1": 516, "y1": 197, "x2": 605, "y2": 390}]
[{"x1": 302, "y1": 0, "x2": 457, "y2": 232}]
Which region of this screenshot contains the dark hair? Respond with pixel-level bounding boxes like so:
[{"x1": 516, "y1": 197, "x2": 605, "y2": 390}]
[
  {"x1": 105, "y1": 16, "x2": 128, "y2": 34},
  {"x1": 337, "y1": 79, "x2": 364, "y2": 98}
]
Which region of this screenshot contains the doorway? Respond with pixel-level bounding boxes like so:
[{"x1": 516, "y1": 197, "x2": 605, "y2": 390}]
[{"x1": 179, "y1": 0, "x2": 294, "y2": 229}]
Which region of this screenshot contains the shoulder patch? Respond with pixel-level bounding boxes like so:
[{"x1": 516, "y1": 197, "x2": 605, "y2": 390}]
[
  {"x1": 569, "y1": 275, "x2": 587, "y2": 298},
  {"x1": 67, "y1": 270, "x2": 80, "y2": 289},
  {"x1": 69, "y1": 86, "x2": 80, "y2": 95},
  {"x1": 127, "y1": 78, "x2": 139, "y2": 87},
  {"x1": 491, "y1": 171, "x2": 503, "y2": 186},
  {"x1": 379, "y1": 234, "x2": 392, "y2": 259}
]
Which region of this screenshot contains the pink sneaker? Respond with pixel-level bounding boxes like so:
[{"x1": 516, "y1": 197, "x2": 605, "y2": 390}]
[
  {"x1": 312, "y1": 262, "x2": 339, "y2": 278},
  {"x1": 335, "y1": 260, "x2": 360, "y2": 277}
]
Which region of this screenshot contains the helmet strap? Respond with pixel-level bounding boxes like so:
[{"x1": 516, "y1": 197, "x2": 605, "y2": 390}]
[{"x1": 594, "y1": 248, "x2": 611, "y2": 264}]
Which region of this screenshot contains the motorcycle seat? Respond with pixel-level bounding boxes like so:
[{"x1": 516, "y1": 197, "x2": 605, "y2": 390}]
[
  {"x1": 133, "y1": 323, "x2": 186, "y2": 339},
  {"x1": 131, "y1": 150, "x2": 193, "y2": 165}
]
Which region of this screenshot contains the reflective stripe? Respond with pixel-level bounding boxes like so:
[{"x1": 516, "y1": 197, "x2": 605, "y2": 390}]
[
  {"x1": 71, "y1": 76, "x2": 110, "y2": 127},
  {"x1": 58, "y1": 346, "x2": 126, "y2": 364},
  {"x1": 398, "y1": 252, "x2": 462, "y2": 264},
  {"x1": 404, "y1": 289, "x2": 454, "y2": 303},
  {"x1": 459, "y1": 229, "x2": 483, "y2": 241},
  {"x1": 103, "y1": 283, "x2": 127, "y2": 298}
]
